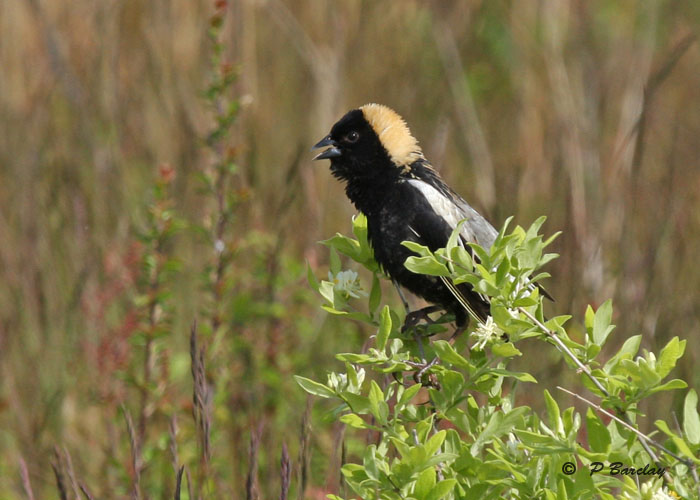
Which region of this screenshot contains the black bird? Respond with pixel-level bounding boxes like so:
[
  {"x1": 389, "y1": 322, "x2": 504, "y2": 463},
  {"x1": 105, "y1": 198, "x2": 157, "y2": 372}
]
[{"x1": 313, "y1": 103, "x2": 501, "y2": 329}]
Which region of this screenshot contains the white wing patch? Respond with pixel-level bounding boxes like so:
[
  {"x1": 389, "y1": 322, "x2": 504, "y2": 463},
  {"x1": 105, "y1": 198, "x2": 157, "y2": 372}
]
[
  {"x1": 407, "y1": 179, "x2": 475, "y2": 242},
  {"x1": 407, "y1": 179, "x2": 498, "y2": 247}
]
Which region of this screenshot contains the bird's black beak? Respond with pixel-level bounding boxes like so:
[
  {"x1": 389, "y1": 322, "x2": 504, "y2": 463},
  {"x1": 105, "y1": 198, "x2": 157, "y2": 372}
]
[{"x1": 311, "y1": 135, "x2": 342, "y2": 160}]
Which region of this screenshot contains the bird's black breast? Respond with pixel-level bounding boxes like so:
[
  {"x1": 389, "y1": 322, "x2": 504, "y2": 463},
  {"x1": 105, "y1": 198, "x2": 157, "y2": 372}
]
[{"x1": 365, "y1": 181, "x2": 455, "y2": 306}]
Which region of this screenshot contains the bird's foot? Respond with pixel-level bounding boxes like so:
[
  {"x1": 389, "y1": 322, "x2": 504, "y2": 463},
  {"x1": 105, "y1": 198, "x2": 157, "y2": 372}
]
[{"x1": 401, "y1": 305, "x2": 442, "y2": 333}]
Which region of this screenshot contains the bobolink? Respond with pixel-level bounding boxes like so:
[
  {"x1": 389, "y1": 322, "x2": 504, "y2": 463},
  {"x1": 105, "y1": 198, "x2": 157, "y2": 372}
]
[{"x1": 313, "y1": 104, "x2": 502, "y2": 329}]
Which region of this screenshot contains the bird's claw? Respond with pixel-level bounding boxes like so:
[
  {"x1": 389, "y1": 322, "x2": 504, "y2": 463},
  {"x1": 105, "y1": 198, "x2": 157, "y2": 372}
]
[{"x1": 401, "y1": 305, "x2": 442, "y2": 333}]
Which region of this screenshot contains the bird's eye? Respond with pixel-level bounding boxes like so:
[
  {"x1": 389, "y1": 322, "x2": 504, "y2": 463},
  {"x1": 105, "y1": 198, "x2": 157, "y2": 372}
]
[{"x1": 346, "y1": 131, "x2": 359, "y2": 143}]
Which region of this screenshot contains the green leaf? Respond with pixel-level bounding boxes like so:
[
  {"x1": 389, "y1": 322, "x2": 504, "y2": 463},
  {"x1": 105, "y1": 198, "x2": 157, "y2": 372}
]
[
  {"x1": 495, "y1": 258, "x2": 510, "y2": 287},
  {"x1": 376, "y1": 305, "x2": 391, "y2": 351},
  {"x1": 363, "y1": 445, "x2": 380, "y2": 481},
  {"x1": 320, "y1": 306, "x2": 372, "y2": 323},
  {"x1": 655, "y1": 419, "x2": 677, "y2": 438},
  {"x1": 346, "y1": 362, "x2": 361, "y2": 389},
  {"x1": 604, "y1": 335, "x2": 641, "y2": 373},
  {"x1": 646, "y1": 378, "x2": 687, "y2": 396},
  {"x1": 368, "y1": 381, "x2": 388, "y2": 424},
  {"x1": 469, "y1": 243, "x2": 490, "y2": 269},
  {"x1": 398, "y1": 383, "x2": 422, "y2": 407},
  {"x1": 584, "y1": 305, "x2": 594, "y2": 333},
  {"x1": 657, "y1": 337, "x2": 686, "y2": 379},
  {"x1": 446, "y1": 220, "x2": 466, "y2": 253},
  {"x1": 655, "y1": 420, "x2": 698, "y2": 461},
  {"x1": 414, "y1": 467, "x2": 436, "y2": 499},
  {"x1": 329, "y1": 247, "x2": 341, "y2": 275},
  {"x1": 352, "y1": 213, "x2": 370, "y2": 246},
  {"x1": 438, "y1": 371, "x2": 465, "y2": 403},
  {"x1": 544, "y1": 389, "x2": 563, "y2": 437},
  {"x1": 340, "y1": 413, "x2": 370, "y2": 429},
  {"x1": 490, "y1": 369, "x2": 537, "y2": 383},
  {"x1": 369, "y1": 273, "x2": 381, "y2": 314},
  {"x1": 592, "y1": 299, "x2": 614, "y2": 346},
  {"x1": 432, "y1": 341, "x2": 473, "y2": 370},
  {"x1": 426, "y1": 479, "x2": 457, "y2": 500},
  {"x1": 402, "y1": 240, "x2": 433, "y2": 256},
  {"x1": 683, "y1": 389, "x2": 700, "y2": 445},
  {"x1": 404, "y1": 256, "x2": 450, "y2": 276},
  {"x1": 336, "y1": 353, "x2": 372, "y2": 363},
  {"x1": 322, "y1": 234, "x2": 361, "y2": 260},
  {"x1": 319, "y1": 280, "x2": 335, "y2": 305},
  {"x1": 585, "y1": 408, "x2": 611, "y2": 453},
  {"x1": 450, "y1": 245, "x2": 473, "y2": 271},
  {"x1": 424, "y1": 430, "x2": 447, "y2": 458},
  {"x1": 341, "y1": 391, "x2": 371, "y2": 414},
  {"x1": 491, "y1": 343, "x2": 522, "y2": 358},
  {"x1": 471, "y1": 412, "x2": 503, "y2": 454},
  {"x1": 294, "y1": 376, "x2": 335, "y2": 398},
  {"x1": 514, "y1": 429, "x2": 562, "y2": 447}
]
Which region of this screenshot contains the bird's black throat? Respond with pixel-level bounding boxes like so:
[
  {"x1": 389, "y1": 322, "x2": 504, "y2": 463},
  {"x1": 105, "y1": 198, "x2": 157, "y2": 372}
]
[{"x1": 330, "y1": 157, "x2": 402, "y2": 217}]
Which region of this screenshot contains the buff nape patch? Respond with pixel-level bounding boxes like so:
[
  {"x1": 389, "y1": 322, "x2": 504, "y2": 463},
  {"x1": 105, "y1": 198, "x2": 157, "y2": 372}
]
[{"x1": 360, "y1": 103, "x2": 424, "y2": 166}]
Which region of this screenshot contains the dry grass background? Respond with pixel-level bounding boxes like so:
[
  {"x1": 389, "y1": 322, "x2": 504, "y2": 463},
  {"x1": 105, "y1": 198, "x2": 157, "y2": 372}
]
[{"x1": 1, "y1": 0, "x2": 700, "y2": 498}]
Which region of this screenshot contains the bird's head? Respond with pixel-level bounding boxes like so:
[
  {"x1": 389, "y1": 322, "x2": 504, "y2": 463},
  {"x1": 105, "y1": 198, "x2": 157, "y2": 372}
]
[{"x1": 312, "y1": 104, "x2": 424, "y2": 181}]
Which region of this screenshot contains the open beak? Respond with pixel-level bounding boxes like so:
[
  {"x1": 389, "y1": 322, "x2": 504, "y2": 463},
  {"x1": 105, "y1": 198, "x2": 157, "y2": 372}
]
[{"x1": 311, "y1": 135, "x2": 342, "y2": 160}]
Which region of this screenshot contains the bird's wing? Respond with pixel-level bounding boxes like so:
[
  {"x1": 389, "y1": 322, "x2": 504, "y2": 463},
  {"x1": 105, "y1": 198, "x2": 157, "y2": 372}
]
[
  {"x1": 405, "y1": 177, "x2": 495, "y2": 325},
  {"x1": 406, "y1": 178, "x2": 497, "y2": 249},
  {"x1": 407, "y1": 177, "x2": 554, "y2": 303}
]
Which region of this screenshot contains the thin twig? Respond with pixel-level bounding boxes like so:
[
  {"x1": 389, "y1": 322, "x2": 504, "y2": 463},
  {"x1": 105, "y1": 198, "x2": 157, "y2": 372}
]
[
  {"x1": 18, "y1": 457, "x2": 36, "y2": 500},
  {"x1": 62, "y1": 446, "x2": 82, "y2": 500},
  {"x1": 79, "y1": 482, "x2": 96, "y2": 500},
  {"x1": 169, "y1": 413, "x2": 180, "y2": 475},
  {"x1": 557, "y1": 386, "x2": 692, "y2": 470},
  {"x1": 246, "y1": 424, "x2": 262, "y2": 500},
  {"x1": 174, "y1": 466, "x2": 185, "y2": 500},
  {"x1": 122, "y1": 405, "x2": 143, "y2": 500},
  {"x1": 190, "y1": 321, "x2": 212, "y2": 498},
  {"x1": 519, "y1": 306, "x2": 663, "y2": 465},
  {"x1": 280, "y1": 443, "x2": 291, "y2": 500},
  {"x1": 297, "y1": 397, "x2": 312, "y2": 500},
  {"x1": 185, "y1": 467, "x2": 194, "y2": 500},
  {"x1": 50, "y1": 450, "x2": 68, "y2": 500},
  {"x1": 517, "y1": 307, "x2": 609, "y2": 396}
]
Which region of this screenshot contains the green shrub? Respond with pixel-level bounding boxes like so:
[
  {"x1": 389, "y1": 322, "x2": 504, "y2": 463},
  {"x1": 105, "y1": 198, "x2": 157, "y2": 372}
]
[{"x1": 301, "y1": 214, "x2": 699, "y2": 500}]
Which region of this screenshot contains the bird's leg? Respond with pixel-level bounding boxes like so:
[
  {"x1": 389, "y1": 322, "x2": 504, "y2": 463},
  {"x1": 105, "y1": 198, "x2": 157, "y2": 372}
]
[
  {"x1": 392, "y1": 279, "x2": 427, "y2": 359},
  {"x1": 391, "y1": 280, "x2": 442, "y2": 385},
  {"x1": 402, "y1": 305, "x2": 442, "y2": 366},
  {"x1": 392, "y1": 280, "x2": 411, "y2": 311},
  {"x1": 392, "y1": 279, "x2": 442, "y2": 331},
  {"x1": 448, "y1": 324, "x2": 466, "y2": 344}
]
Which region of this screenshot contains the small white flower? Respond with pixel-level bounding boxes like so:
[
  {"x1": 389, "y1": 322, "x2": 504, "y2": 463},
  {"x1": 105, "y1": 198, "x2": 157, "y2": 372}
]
[
  {"x1": 327, "y1": 372, "x2": 348, "y2": 392},
  {"x1": 651, "y1": 487, "x2": 676, "y2": 500},
  {"x1": 471, "y1": 316, "x2": 503, "y2": 351},
  {"x1": 328, "y1": 270, "x2": 367, "y2": 299},
  {"x1": 214, "y1": 239, "x2": 225, "y2": 254},
  {"x1": 622, "y1": 480, "x2": 676, "y2": 500}
]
